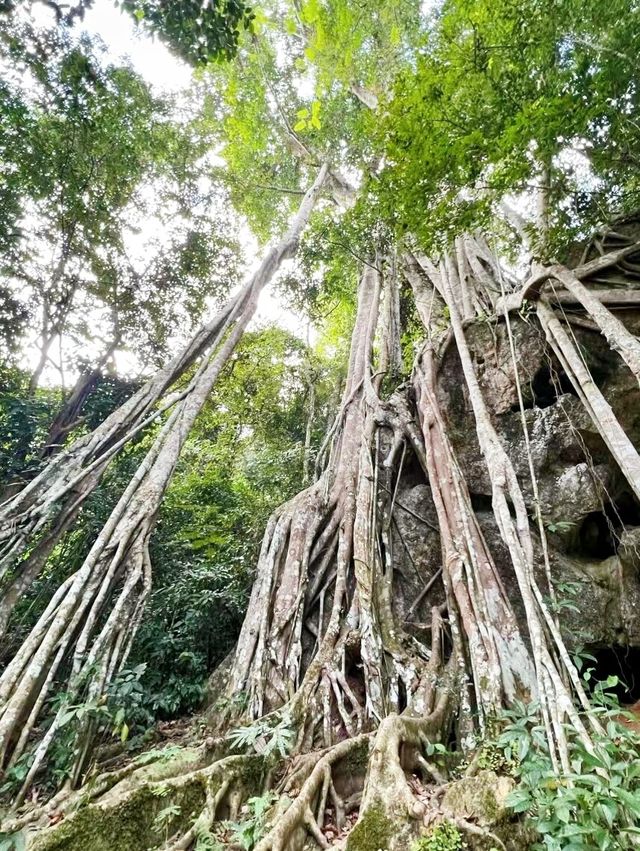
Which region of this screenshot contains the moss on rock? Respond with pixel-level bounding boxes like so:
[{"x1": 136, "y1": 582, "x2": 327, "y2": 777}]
[
  {"x1": 345, "y1": 803, "x2": 393, "y2": 851},
  {"x1": 29, "y1": 779, "x2": 207, "y2": 851},
  {"x1": 343, "y1": 738, "x2": 371, "y2": 775},
  {"x1": 413, "y1": 820, "x2": 465, "y2": 851},
  {"x1": 27, "y1": 754, "x2": 266, "y2": 851},
  {"x1": 438, "y1": 771, "x2": 537, "y2": 851}
]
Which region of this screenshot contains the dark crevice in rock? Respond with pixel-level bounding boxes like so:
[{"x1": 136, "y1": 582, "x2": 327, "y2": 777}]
[
  {"x1": 514, "y1": 362, "x2": 578, "y2": 411},
  {"x1": 397, "y1": 676, "x2": 407, "y2": 713},
  {"x1": 610, "y1": 490, "x2": 640, "y2": 529},
  {"x1": 584, "y1": 644, "x2": 640, "y2": 702},
  {"x1": 397, "y1": 443, "x2": 427, "y2": 490},
  {"x1": 570, "y1": 494, "x2": 640, "y2": 560},
  {"x1": 575, "y1": 511, "x2": 618, "y2": 559},
  {"x1": 470, "y1": 493, "x2": 493, "y2": 513}
]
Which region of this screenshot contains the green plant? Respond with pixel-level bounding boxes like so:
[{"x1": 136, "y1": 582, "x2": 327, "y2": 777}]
[
  {"x1": 475, "y1": 740, "x2": 516, "y2": 775},
  {"x1": 544, "y1": 520, "x2": 576, "y2": 535},
  {"x1": 153, "y1": 803, "x2": 182, "y2": 842},
  {"x1": 543, "y1": 580, "x2": 584, "y2": 617},
  {"x1": 0, "y1": 831, "x2": 26, "y2": 851},
  {"x1": 413, "y1": 820, "x2": 466, "y2": 851},
  {"x1": 227, "y1": 714, "x2": 295, "y2": 758},
  {"x1": 33, "y1": 689, "x2": 114, "y2": 788},
  {"x1": 134, "y1": 745, "x2": 185, "y2": 766},
  {"x1": 107, "y1": 663, "x2": 151, "y2": 741},
  {"x1": 151, "y1": 784, "x2": 170, "y2": 798},
  {"x1": 293, "y1": 100, "x2": 322, "y2": 132},
  {"x1": 228, "y1": 792, "x2": 277, "y2": 850},
  {"x1": 193, "y1": 824, "x2": 224, "y2": 851},
  {"x1": 0, "y1": 750, "x2": 33, "y2": 799},
  {"x1": 497, "y1": 684, "x2": 640, "y2": 849},
  {"x1": 571, "y1": 647, "x2": 598, "y2": 677}
]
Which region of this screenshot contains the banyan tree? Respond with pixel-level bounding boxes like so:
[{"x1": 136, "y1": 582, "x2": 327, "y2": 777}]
[{"x1": 3, "y1": 0, "x2": 640, "y2": 849}]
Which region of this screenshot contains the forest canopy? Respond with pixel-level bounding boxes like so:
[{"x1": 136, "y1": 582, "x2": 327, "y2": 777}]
[{"x1": 2, "y1": 1, "x2": 640, "y2": 850}]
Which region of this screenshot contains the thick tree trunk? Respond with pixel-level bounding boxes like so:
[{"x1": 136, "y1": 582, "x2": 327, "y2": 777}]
[{"x1": 8, "y1": 225, "x2": 640, "y2": 851}]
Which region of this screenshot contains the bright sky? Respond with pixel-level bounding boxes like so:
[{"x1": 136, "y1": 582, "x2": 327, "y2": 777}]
[
  {"x1": 79, "y1": 1, "x2": 308, "y2": 344},
  {"x1": 79, "y1": 0, "x2": 192, "y2": 92},
  {"x1": 23, "y1": 0, "x2": 308, "y2": 385}
]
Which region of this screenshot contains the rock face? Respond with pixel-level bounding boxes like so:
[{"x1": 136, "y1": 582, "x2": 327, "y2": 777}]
[{"x1": 397, "y1": 313, "x2": 640, "y2": 687}]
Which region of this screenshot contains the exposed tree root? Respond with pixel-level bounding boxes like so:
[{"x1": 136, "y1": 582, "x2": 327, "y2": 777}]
[{"x1": 254, "y1": 734, "x2": 371, "y2": 851}]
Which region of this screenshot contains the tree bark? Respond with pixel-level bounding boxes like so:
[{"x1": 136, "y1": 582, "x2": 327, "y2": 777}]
[
  {"x1": 0, "y1": 165, "x2": 329, "y2": 782},
  {"x1": 537, "y1": 298, "x2": 640, "y2": 502}
]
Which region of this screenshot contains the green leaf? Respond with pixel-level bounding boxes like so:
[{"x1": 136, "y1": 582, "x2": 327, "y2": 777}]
[
  {"x1": 58, "y1": 708, "x2": 78, "y2": 727},
  {"x1": 506, "y1": 788, "x2": 531, "y2": 813}
]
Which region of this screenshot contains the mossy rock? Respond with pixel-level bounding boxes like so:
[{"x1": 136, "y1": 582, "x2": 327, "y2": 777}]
[
  {"x1": 25, "y1": 753, "x2": 265, "y2": 851},
  {"x1": 441, "y1": 770, "x2": 513, "y2": 826},
  {"x1": 28, "y1": 778, "x2": 207, "y2": 851},
  {"x1": 440, "y1": 771, "x2": 537, "y2": 851},
  {"x1": 345, "y1": 801, "x2": 420, "y2": 851}
]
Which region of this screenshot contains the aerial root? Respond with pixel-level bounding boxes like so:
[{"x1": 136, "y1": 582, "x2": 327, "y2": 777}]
[
  {"x1": 361, "y1": 715, "x2": 428, "y2": 819},
  {"x1": 416, "y1": 753, "x2": 447, "y2": 786}
]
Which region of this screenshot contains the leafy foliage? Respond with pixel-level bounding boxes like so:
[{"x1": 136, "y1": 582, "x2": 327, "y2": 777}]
[
  {"x1": 152, "y1": 802, "x2": 182, "y2": 841},
  {"x1": 227, "y1": 715, "x2": 295, "y2": 758},
  {"x1": 0, "y1": 365, "x2": 135, "y2": 487},
  {"x1": 0, "y1": 14, "x2": 241, "y2": 387},
  {"x1": 228, "y1": 792, "x2": 277, "y2": 850},
  {"x1": 0, "y1": 831, "x2": 25, "y2": 851},
  {"x1": 121, "y1": 0, "x2": 254, "y2": 65},
  {"x1": 497, "y1": 681, "x2": 640, "y2": 850},
  {"x1": 0, "y1": 327, "x2": 339, "y2": 736},
  {"x1": 0, "y1": 367, "x2": 59, "y2": 483},
  {"x1": 413, "y1": 821, "x2": 466, "y2": 851},
  {"x1": 379, "y1": 0, "x2": 640, "y2": 253}
]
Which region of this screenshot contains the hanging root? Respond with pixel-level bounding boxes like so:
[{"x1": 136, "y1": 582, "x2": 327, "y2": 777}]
[
  {"x1": 0, "y1": 168, "x2": 331, "y2": 792},
  {"x1": 405, "y1": 235, "x2": 615, "y2": 773}
]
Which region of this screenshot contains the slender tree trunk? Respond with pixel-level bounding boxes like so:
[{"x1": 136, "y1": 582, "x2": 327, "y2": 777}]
[
  {"x1": 302, "y1": 376, "x2": 315, "y2": 486},
  {"x1": 0, "y1": 165, "x2": 329, "y2": 786},
  {"x1": 543, "y1": 263, "x2": 640, "y2": 383},
  {"x1": 39, "y1": 367, "x2": 102, "y2": 459},
  {"x1": 537, "y1": 298, "x2": 640, "y2": 502},
  {"x1": 0, "y1": 167, "x2": 328, "y2": 638}
]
